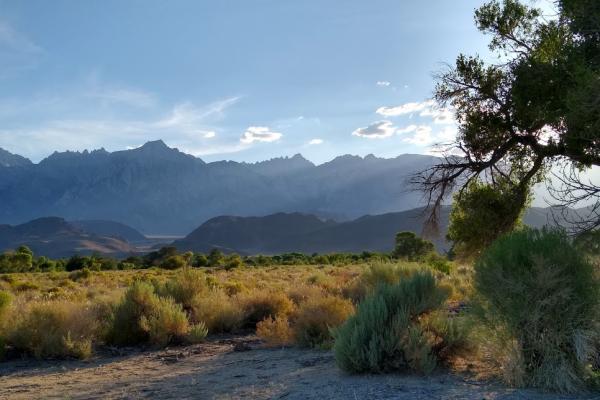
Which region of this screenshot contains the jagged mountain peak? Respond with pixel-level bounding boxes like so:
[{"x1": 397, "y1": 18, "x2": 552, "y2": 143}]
[
  {"x1": 138, "y1": 139, "x2": 169, "y2": 151},
  {"x1": 0, "y1": 147, "x2": 32, "y2": 167}
]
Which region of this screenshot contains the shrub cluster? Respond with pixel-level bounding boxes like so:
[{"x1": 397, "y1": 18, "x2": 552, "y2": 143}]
[
  {"x1": 108, "y1": 281, "x2": 190, "y2": 347},
  {"x1": 333, "y1": 270, "x2": 464, "y2": 374},
  {"x1": 10, "y1": 301, "x2": 98, "y2": 359},
  {"x1": 473, "y1": 229, "x2": 600, "y2": 393}
]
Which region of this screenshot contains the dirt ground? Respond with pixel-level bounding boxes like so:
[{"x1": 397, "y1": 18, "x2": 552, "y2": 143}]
[{"x1": 0, "y1": 336, "x2": 597, "y2": 400}]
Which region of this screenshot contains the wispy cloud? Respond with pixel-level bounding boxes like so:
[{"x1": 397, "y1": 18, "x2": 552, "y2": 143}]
[
  {"x1": 0, "y1": 21, "x2": 43, "y2": 77},
  {"x1": 85, "y1": 87, "x2": 157, "y2": 108},
  {"x1": 240, "y1": 126, "x2": 282, "y2": 144},
  {"x1": 308, "y1": 138, "x2": 323, "y2": 145},
  {"x1": 402, "y1": 125, "x2": 433, "y2": 145},
  {"x1": 376, "y1": 100, "x2": 435, "y2": 117},
  {"x1": 156, "y1": 97, "x2": 240, "y2": 128},
  {"x1": 376, "y1": 81, "x2": 391, "y2": 87},
  {"x1": 399, "y1": 125, "x2": 457, "y2": 147},
  {"x1": 0, "y1": 21, "x2": 42, "y2": 54},
  {"x1": 352, "y1": 121, "x2": 396, "y2": 139},
  {"x1": 0, "y1": 95, "x2": 242, "y2": 161},
  {"x1": 396, "y1": 125, "x2": 418, "y2": 135},
  {"x1": 376, "y1": 99, "x2": 456, "y2": 126},
  {"x1": 419, "y1": 107, "x2": 454, "y2": 125}
]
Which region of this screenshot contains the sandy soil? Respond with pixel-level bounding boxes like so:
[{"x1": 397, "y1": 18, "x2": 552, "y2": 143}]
[{"x1": 0, "y1": 336, "x2": 597, "y2": 400}]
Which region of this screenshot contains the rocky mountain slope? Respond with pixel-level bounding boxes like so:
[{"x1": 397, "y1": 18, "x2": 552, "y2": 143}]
[{"x1": 0, "y1": 141, "x2": 437, "y2": 234}]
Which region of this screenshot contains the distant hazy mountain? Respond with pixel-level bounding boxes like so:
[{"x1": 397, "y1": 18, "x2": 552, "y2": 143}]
[
  {"x1": 173, "y1": 207, "x2": 446, "y2": 255},
  {"x1": 0, "y1": 217, "x2": 138, "y2": 258},
  {"x1": 0, "y1": 148, "x2": 32, "y2": 167},
  {"x1": 70, "y1": 220, "x2": 147, "y2": 242},
  {"x1": 0, "y1": 141, "x2": 437, "y2": 234},
  {"x1": 173, "y1": 206, "x2": 564, "y2": 255}
]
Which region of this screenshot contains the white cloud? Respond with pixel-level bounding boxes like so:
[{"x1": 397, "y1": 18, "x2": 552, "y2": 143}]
[
  {"x1": 376, "y1": 81, "x2": 391, "y2": 87},
  {"x1": 376, "y1": 99, "x2": 456, "y2": 126},
  {"x1": 403, "y1": 125, "x2": 433, "y2": 146},
  {"x1": 401, "y1": 125, "x2": 457, "y2": 148},
  {"x1": 352, "y1": 121, "x2": 396, "y2": 139},
  {"x1": 396, "y1": 125, "x2": 418, "y2": 135},
  {"x1": 436, "y1": 126, "x2": 457, "y2": 142},
  {"x1": 376, "y1": 100, "x2": 435, "y2": 117},
  {"x1": 240, "y1": 126, "x2": 282, "y2": 144},
  {"x1": 203, "y1": 131, "x2": 216, "y2": 138},
  {"x1": 419, "y1": 107, "x2": 454, "y2": 125},
  {"x1": 308, "y1": 138, "x2": 323, "y2": 145}
]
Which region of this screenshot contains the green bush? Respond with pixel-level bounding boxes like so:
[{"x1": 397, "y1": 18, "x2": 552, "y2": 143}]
[
  {"x1": 423, "y1": 253, "x2": 452, "y2": 274},
  {"x1": 141, "y1": 297, "x2": 190, "y2": 346},
  {"x1": 333, "y1": 270, "x2": 454, "y2": 374},
  {"x1": 10, "y1": 301, "x2": 97, "y2": 359},
  {"x1": 474, "y1": 229, "x2": 600, "y2": 393},
  {"x1": 108, "y1": 281, "x2": 190, "y2": 346},
  {"x1": 187, "y1": 322, "x2": 208, "y2": 344},
  {"x1": 157, "y1": 268, "x2": 209, "y2": 312},
  {"x1": 346, "y1": 263, "x2": 423, "y2": 301}
]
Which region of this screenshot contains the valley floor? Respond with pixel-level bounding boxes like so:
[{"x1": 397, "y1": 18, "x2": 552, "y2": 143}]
[{"x1": 0, "y1": 336, "x2": 595, "y2": 400}]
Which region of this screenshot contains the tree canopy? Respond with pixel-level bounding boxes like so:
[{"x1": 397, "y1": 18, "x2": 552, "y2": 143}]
[{"x1": 415, "y1": 0, "x2": 600, "y2": 234}]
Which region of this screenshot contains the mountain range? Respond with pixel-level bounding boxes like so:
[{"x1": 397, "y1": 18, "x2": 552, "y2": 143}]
[
  {"x1": 0, "y1": 217, "x2": 142, "y2": 258},
  {"x1": 0, "y1": 141, "x2": 437, "y2": 234},
  {"x1": 0, "y1": 205, "x2": 569, "y2": 258},
  {"x1": 172, "y1": 206, "x2": 563, "y2": 255}
]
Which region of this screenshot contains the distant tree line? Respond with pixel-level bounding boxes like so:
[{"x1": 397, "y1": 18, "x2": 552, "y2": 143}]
[{"x1": 0, "y1": 231, "x2": 454, "y2": 274}]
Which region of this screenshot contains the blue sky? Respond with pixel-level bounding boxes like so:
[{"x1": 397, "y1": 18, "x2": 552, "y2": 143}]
[{"x1": 0, "y1": 0, "x2": 547, "y2": 164}]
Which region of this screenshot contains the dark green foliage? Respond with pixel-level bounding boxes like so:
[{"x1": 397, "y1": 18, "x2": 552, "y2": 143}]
[
  {"x1": 474, "y1": 229, "x2": 600, "y2": 392},
  {"x1": 333, "y1": 270, "x2": 455, "y2": 374},
  {"x1": 191, "y1": 253, "x2": 208, "y2": 267},
  {"x1": 393, "y1": 232, "x2": 434, "y2": 261},
  {"x1": 0, "y1": 246, "x2": 34, "y2": 273},
  {"x1": 0, "y1": 247, "x2": 398, "y2": 274},
  {"x1": 207, "y1": 249, "x2": 224, "y2": 267},
  {"x1": 159, "y1": 255, "x2": 187, "y2": 270},
  {"x1": 574, "y1": 230, "x2": 600, "y2": 256},
  {"x1": 143, "y1": 246, "x2": 178, "y2": 267},
  {"x1": 447, "y1": 179, "x2": 528, "y2": 258},
  {"x1": 420, "y1": 0, "x2": 600, "y2": 234},
  {"x1": 65, "y1": 255, "x2": 90, "y2": 271},
  {"x1": 223, "y1": 254, "x2": 243, "y2": 270}
]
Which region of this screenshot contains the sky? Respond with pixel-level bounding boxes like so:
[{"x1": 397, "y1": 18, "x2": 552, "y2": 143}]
[{"x1": 0, "y1": 0, "x2": 556, "y2": 164}]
